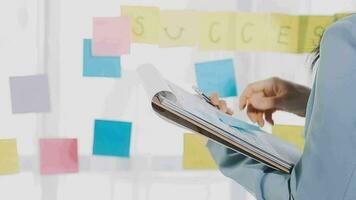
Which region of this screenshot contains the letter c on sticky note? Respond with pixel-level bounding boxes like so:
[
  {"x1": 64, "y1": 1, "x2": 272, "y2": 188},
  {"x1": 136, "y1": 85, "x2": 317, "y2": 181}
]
[
  {"x1": 133, "y1": 16, "x2": 145, "y2": 36},
  {"x1": 242, "y1": 22, "x2": 253, "y2": 43},
  {"x1": 209, "y1": 22, "x2": 221, "y2": 43}
]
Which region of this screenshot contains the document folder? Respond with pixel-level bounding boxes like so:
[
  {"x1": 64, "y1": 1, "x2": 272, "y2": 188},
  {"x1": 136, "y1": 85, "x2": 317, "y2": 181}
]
[{"x1": 138, "y1": 64, "x2": 302, "y2": 174}]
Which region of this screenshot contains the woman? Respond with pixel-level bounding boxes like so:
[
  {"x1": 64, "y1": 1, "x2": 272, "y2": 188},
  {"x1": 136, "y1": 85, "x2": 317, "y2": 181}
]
[{"x1": 207, "y1": 15, "x2": 356, "y2": 199}]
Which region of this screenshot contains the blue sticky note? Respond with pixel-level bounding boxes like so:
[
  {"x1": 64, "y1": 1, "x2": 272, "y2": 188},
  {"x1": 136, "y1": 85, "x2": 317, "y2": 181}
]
[
  {"x1": 93, "y1": 119, "x2": 132, "y2": 157},
  {"x1": 83, "y1": 39, "x2": 121, "y2": 78},
  {"x1": 195, "y1": 59, "x2": 237, "y2": 97}
]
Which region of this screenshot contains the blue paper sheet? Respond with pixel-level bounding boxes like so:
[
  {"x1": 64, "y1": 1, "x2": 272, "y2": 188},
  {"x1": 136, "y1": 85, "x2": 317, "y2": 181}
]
[
  {"x1": 83, "y1": 39, "x2": 121, "y2": 78},
  {"x1": 93, "y1": 119, "x2": 132, "y2": 157},
  {"x1": 195, "y1": 59, "x2": 238, "y2": 97},
  {"x1": 218, "y1": 112, "x2": 262, "y2": 133}
]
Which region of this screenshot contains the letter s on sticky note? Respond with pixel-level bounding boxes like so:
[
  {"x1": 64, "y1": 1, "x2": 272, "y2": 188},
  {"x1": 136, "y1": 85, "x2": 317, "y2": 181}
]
[
  {"x1": 121, "y1": 6, "x2": 160, "y2": 44},
  {"x1": 299, "y1": 16, "x2": 334, "y2": 52},
  {"x1": 183, "y1": 133, "x2": 217, "y2": 170}
]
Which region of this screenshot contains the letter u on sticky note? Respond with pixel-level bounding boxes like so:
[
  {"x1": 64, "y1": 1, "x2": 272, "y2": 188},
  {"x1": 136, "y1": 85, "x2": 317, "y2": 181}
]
[
  {"x1": 121, "y1": 6, "x2": 160, "y2": 44},
  {"x1": 272, "y1": 125, "x2": 305, "y2": 151},
  {"x1": 159, "y1": 10, "x2": 197, "y2": 47},
  {"x1": 198, "y1": 12, "x2": 236, "y2": 51},
  {"x1": 183, "y1": 133, "x2": 217, "y2": 170},
  {"x1": 0, "y1": 139, "x2": 20, "y2": 175}
]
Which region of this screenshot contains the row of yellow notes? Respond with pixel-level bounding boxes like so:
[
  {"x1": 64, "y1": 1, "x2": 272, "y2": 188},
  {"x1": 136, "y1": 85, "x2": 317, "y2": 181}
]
[
  {"x1": 121, "y1": 6, "x2": 352, "y2": 53},
  {"x1": 0, "y1": 139, "x2": 19, "y2": 175},
  {"x1": 272, "y1": 125, "x2": 305, "y2": 151}
]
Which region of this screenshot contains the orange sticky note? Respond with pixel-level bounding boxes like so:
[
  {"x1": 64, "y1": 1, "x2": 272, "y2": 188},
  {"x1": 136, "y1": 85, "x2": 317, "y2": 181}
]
[
  {"x1": 183, "y1": 133, "x2": 217, "y2": 170},
  {"x1": 272, "y1": 125, "x2": 305, "y2": 151},
  {"x1": 0, "y1": 139, "x2": 20, "y2": 175}
]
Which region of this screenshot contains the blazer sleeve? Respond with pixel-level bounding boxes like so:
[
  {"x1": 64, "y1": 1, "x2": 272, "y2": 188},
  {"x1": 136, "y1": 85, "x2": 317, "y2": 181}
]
[{"x1": 207, "y1": 18, "x2": 356, "y2": 200}]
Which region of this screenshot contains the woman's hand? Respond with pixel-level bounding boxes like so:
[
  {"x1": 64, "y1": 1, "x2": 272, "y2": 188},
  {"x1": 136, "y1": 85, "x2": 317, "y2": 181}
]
[
  {"x1": 209, "y1": 93, "x2": 234, "y2": 115},
  {"x1": 239, "y1": 77, "x2": 311, "y2": 127}
]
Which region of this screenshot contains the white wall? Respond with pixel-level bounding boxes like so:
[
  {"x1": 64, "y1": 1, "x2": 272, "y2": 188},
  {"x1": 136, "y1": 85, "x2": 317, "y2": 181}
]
[{"x1": 1, "y1": 0, "x2": 356, "y2": 199}]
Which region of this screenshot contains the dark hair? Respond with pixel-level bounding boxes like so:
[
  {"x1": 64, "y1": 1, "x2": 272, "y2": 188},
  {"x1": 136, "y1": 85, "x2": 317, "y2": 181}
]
[
  {"x1": 311, "y1": 46, "x2": 320, "y2": 68},
  {"x1": 311, "y1": 33, "x2": 323, "y2": 69}
]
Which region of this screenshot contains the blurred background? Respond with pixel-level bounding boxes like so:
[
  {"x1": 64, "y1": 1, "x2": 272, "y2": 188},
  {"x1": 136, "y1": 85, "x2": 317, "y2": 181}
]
[{"x1": 0, "y1": 0, "x2": 355, "y2": 199}]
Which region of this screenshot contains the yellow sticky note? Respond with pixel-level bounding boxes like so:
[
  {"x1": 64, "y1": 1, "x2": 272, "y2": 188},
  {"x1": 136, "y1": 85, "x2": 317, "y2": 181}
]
[
  {"x1": 183, "y1": 133, "x2": 217, "y2": 170},
  {"x1": 198, "y1": 12, "x2": 235, "y2": 51},
  {"x1": 268, "y1": 14, "x2": 300, "y2": 53},
  {"x1": 0, "y1": 139, "x2": 20, "y2": 175},
  {"x1": 121, "y1": 6, "x2": 160, "y2": 44},
  {"x1": 235, "y1": 13, "x2": 271, "y2": 51},
  {"x1": 159, "y1": 10, "x2": 197, "y2": 47},
  {"x1": 299, "y1": 16, "x2": 334, "y2": 52},
  {"x1": 334, "y1": 13, "x2": 353, "y2": 20},
  {"x1": 272, "y1": 125, "x2": 305, "y2": 151}
]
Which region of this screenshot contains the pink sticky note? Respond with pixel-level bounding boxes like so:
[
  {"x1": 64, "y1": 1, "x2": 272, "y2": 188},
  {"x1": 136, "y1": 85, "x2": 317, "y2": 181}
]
[
  {"x1": 92, "y1": 16, "x2": 131, "y2": 56},
  {"x1": 40, "y1": 138, "x2": 78, "y2": 175}
]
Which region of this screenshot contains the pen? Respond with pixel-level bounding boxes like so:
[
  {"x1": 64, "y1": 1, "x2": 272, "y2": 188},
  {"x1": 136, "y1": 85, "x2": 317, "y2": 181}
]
[{"x1": 192, "y1": 86, "x2": 218, "y2": 108}]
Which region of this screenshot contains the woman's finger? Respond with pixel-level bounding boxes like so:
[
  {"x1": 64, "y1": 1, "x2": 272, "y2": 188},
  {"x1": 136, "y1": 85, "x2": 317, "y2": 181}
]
[
  {"x1": 219, "y1": 100, "x2": 228, "y2": 113},
  {"x1": 248, "y1": 93, "x2": 280, "y2": 111},
  {"x1": 239, "y1": 81, "x2": 266, "y2": 110},
  {"x1": 264, "y1": 110, "x2": 275, "y2": 125},
  {"x1": 226, "y1": 108, "x2": 234, "y2": 115},
  {"x1": 246, "y1": 104, "x2": 259, "y2": 123},
  {"x1": 256, "y1": 112, "x2": 265, "y2": 127},
  {"x1": 209, "y1": 92, "x2": 220, "y2": 106}
]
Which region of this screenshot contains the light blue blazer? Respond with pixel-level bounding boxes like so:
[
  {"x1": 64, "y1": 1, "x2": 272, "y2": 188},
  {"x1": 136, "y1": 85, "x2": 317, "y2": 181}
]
[{"x1": 207, "y1": 15, "x2": 356, "y2": 200}]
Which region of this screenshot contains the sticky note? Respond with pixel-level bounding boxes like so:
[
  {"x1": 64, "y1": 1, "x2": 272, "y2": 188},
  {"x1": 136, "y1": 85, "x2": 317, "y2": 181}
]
[
  {"x1": 272, "y1": 125, "x2": 305, "y2": 151},
  {"x1": 9, "y1": 74, "x2": 50, "y2": 113},
  {"x1": 93, "y1": 120, "x2": 132, "y2": 157},
  {"x1": 198, "y1": 12, "x2": 236, "y2": 50},
  {"x1": 195, "y1": 59, "x2": 237, "y2": 97},
  {"x1": 334, "y1": 13, "x2": 352, "y2": 20},
  {"x1": 299, "y1": 16, "x2": 334, "y2": 52},
  {"x1": 183, "y1": 133, "x2": 217, "y2": 169},
  {"x1": 83, "y1": 39, "x2": 121, "y2": 78},
  {"x1": 121, "y1": 6, "x2": 160, "y2": 44},
  {"x1": 40, "y1": 138, "x2": 78, "y2": 175},
  {"x1": 268, "y1": 14, "x2": 300, "y2": 53},
  {"x1": 0, "y1": 139, "x2": 19, "y2": 175},
  {"x1": 159, "y1": 10, "x2": 197, "y2": 47},
  {"x1": 92, "y1": 17, "x2": 131, "y2": 56},
  {"x1": 235, "y1": 13, "x2": 271, "y2": 51}
]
